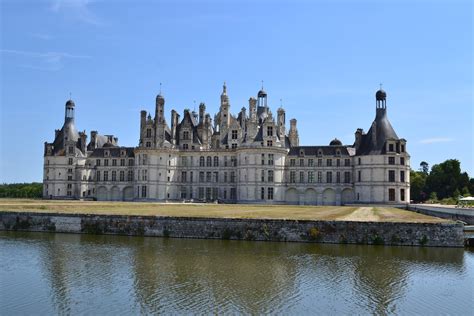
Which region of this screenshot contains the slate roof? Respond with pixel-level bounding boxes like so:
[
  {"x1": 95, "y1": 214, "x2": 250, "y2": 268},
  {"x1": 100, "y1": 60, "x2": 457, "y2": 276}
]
[
  {"x1": 52, "y1": 119, "x2": 79, "y2": 155},
  {"x1": 89, "y1": 147, "x2": 135, "y2": 158},
  {"x1": 357, "y1": 108, "x2": 398, "y2": 155},
  {"x1": 288, "y1": 146, "x2": 352, "y2": 156}
]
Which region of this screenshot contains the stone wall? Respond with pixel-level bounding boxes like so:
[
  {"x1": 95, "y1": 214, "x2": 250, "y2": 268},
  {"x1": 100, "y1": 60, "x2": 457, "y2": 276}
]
[
  {"x1": 408, "y1": 205, "x2": 474, "y2": 225},
  {"x1": 0, "y1": 211, "x2": 464, "y2": 247}
]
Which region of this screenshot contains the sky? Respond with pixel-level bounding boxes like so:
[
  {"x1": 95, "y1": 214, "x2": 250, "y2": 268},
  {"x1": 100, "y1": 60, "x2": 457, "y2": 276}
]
[{"x1": 0, "y1": 0, "x2": 473, "y2": 183}]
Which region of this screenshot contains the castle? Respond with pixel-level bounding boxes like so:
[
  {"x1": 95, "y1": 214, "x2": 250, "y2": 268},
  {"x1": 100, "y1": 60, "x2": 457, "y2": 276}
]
[{"x1": 43, "y1": 84, "x2": 410, "y2": 205}]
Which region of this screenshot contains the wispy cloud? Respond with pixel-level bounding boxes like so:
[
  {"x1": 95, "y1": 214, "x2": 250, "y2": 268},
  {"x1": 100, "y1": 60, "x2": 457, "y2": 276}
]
[
  {"x1": 50, "y1": 0, "x2": 103, "y2": 25},
  {"x1": 419, "y1": 137, "x2": 455, "y2": 144},
  {"x1": 1, "y1": 49, "x2": 91, "y2": 71}
]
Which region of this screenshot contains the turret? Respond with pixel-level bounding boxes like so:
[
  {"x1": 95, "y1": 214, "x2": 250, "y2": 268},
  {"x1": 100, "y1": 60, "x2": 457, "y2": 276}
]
[
  {"x1": 249, "y1": 97, "x2": 257, "y2": 122},
  {"x1": 199, "y1": 102, "x2": 206, "y2": 124},
  {"x1": 219, "y1": 82, "x2": 230, "y2": 130},
  {"x1": 277, "y1": 107, "x2": 286, "y2": 139},
  {"x1": 65, "y1": 99, "x2": 75, "y2": 123},
  {"x1": 354, "y1": 128, "x2": 363, "y2": 149},
  {"x1": 171, "y1": 110, "x2": 180, "y2": 145},
  {"x1": 78, "y1": 131, "x2": 87, "y2": 154},
  {"x1": 155, "y1": 93, "x2": 165, "y2": 123},
  {"x1": 288, "y1": 118, "x2": 299, "y2": 147}
]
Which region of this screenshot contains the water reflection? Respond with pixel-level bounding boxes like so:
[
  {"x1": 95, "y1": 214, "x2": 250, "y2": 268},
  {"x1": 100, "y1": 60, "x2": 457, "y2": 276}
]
[{"x1": 0, "y1": 232, "x2": 472, "y2": 315}]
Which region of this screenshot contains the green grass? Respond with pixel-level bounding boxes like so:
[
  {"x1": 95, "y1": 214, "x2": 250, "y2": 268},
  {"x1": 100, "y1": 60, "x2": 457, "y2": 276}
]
[{"x1": 0, "y1": 199, "x2": 449, "y2": 223}]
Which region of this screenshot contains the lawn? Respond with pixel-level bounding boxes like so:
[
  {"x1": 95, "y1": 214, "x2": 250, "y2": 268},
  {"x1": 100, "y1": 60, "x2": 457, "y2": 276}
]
[{"x1": 0, "y1": 199, "x2": 449, "y2": 223}]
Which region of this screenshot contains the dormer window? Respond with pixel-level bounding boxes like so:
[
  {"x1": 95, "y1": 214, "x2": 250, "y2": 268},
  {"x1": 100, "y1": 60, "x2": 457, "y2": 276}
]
[
  {"x1": 299, "y1": 149, "x2": 304, "y2": 157},
  {"x1": 121, "y1": 150, "x2": 126, "y2": 157},
  {"x1": 318, "y1": 149, "x2": 323, "y2": 157},
  {"x1": 336, "y1": 150, "x2": 341, "y2": 156},
  {"x1": 104, "y1": 150, "x2": 110, "y2": 157},
  {"x1": 401, "y1": 144, "x2": 405, "y2": 153},
  {"x1": 183, "y1": 131, "x2": 190, "y2": 140},
  {"x1": 388, "y1": 143, "x2": 394, "y2": 152},
  {"x1": 267, "y1": 140, "x2": 273, "y2": 147},
  {"x1": 231, "y1": 130, "x2": 238, "y2": 140},
  {"x1": 267, "y1": 126, "x2": 273, "y2": 137},
  {"x1": 146, "y1": 128, "x2": 151, "y2": 138}
]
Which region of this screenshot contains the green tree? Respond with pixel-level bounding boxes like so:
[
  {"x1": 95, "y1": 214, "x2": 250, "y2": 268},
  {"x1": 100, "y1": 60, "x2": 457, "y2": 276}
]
[
  {"x1": 429, "y1": 192, "x2": 438, "y2": 202},
  {"x1": 410, "y1": 170, "x2": 427, "y2": 202},
  {"x1": 420, "y1": 161, "x2": 429, "y2": 174},
  {"x1": 452, "y1": 189, "x2": 461, "y2": 199},
  {"x1": 425, "y1": 159, "x2": 465, "y2": 200},
  {"x1": 462, "y1": 186, "x2": 471, "y2": 197}
]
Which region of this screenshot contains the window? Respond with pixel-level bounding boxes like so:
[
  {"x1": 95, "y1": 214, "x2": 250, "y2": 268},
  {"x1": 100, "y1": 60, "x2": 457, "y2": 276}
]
[
  {"x1": 326, "y1": 159, "x2": 332, "y2": 167},
  {"x1": 400, "y1": 189, "x2": 405, "y2": 201},
  {"x1": 232, "y1": 130, "x2": 238, "y2": 139},
  {"x1": 68, "y1": 158, "x2": 73, "y2": 165},
  {"x1": 128, "y1": 159, "x2": 134, "y2": 166},
  {"x1": 127, "y1": 170, "x2": 133, "y2": 181},
  {"x1": 268, "y1": 170, "x2": 274, "y2": 182},
  {"x1": 146, "y1": 128, "x2": 151, "y2": 137},
  {"x1": 141, "y1": 186, "x2": 147, "y2": 198},
  {"x1": 214, "y1": 156, "x2": 219, "y2": 167},
  {"x1": 224, "y1": 172, "x2": 228, "y2": 183},
  {"x1": 358, "y1": 170, "x2": 362, "y2": 182},
  {"x1": 261, "y1": 187, "x2": 265, "y2": 200},
  {"x1": 119, "y1": 171, "x2": 124, "y2": 181},
  {"x1": 389, "y1": 188, "x2": 395, "y2": 201},
  {"x1": 388, "y1": 170, "x2": 395, "y2": 182},
  {"x1": 389, "y1": 157, "x2": 395, "y2": 165},
  {"x1": 232, "y1": 143, "x2": 238, "y2": 149},
  {"x1": 267, "y1": 187, "x2": 274, "y2": 200},
  {"x1": 68, "y1": 146, "x2": 74, "y2": 154},
  {"x1": 389, "y1": 143, "x2": 394, "y2": 152},
  {"x1": 344, "y1": 172, "x2": 351, "y2": 183},
  {"x1": 266, "y1": 140, "x2": 273, "y2": 147},
  {"x1": 67, "y1": 191, "x2": 72, "y2": 196},
  {"x1": 224, "y1": 156, "x2": 228, "y2": 167},
  {"x1": 104, "y1": 171, "x2": 109, "y2": 181},
  {"x1": 104, "y1": 159, "x2": 109, "y2": 166},
  {"x1": 199, "y1": 187, "x2": 205, "y2": 199},
  {"x1": 181, "y1": 187, "x2": 187, "y2": 199},
  {"x1": 183, "y1": 131, "x2": 190, "y2": 140},
  {"x1": 96, "y1": 159, "x2": 101, "y2": 166},
  {"x1": 183, "y1": 144, "x2": 188, "y2": 150},
  {"x1": 261, "y1": 154, "x2": 265, "y2": 165},
  {"x1": 190, "y1": 171, "x2": 193, "y2": 183},
  {"x1": 112, "y1": 159, "x2": 117, "y2": 166},
  {"x1": 308, "y1": 159, "x2": 314, "y2": 167},
  {"x1": 318, "y1": 171, "x2": 322, "y2": 183},
  {"x1": 206, "y1": 188, "x2": 212, "y2": 200},
  {"x1": 401, "y1": 144, "x2": 405, "y2": 152},
  {"x1": 336, "y1": 159, "x2": 340, "y2": 167},
  {"x1": 300, "y1": 159, "x2": 304, "y2": 167},
  {"x1": 200, "y1": 156, "x2": 205, "y2": 167},
  {"x1": 344, "y1": 159, "x2": 350, "y2": 166},
  {"x1": 120, "y1": 159, "x2": 125, "y2": 166},
  {"x1": 290, "y1": 171, "x2": 296, "y2": 183},
  {"x1": 326, "y1": 172, "x2": 332, "y2": 183},
  {"x1": 336, "y1": 172, "x2": 340, "y2": 183},
  {"x1": 299, "y1": 171, "x2": 304, "y2": 183},
  {"x1": 290, "y1": 159, "x2": 296, "y2": 167},
  {"x1": 181, "y1": 171, "x2": 187, "y2": 182},
  {"x1": 358, "y1": 157, "x2": 361, "y2": 165},
  {"x1": 213, "y1": 172, "x2": 219, "y2": 183},
  {"x1": 146, "y1": 142, "x2": 151, "y2": 148},
  {"x1": 261, "y1": 170, "x2": 265, "y2": 182},
  {"x1": 68, "y1": 175, "x2": 72, "y2": 181},
  {"x1": 67, "y1": 183, "x2": 72, "y2": 189},
  {"x1": 308, "y1": 171, "x2": 314, "y2": 183},
  {"x1": 96, "y1": 171, "x2": 100, "y2": 181},
  {"x1": 230, "y1": 171, "x2": 236, "y2": 183},
  {"x1": 68, "y1": 168, "x2": 73, "y2": 174},
  {"x1": 400, "y1": 157, "x2": 405, "y2": 165},
  {"x1": 111, "y1": 171, "x2": 116, "y2": 181},
  {"x1": 400, "y1": 170, "x2": 405, "y2": 182},
  {"x1": 206, "y1": 156, "x2": 212, "y2": 167},
  {"x1": 267, "y1": 126, "x2": 273, "y2": 137},
  {"x1": 268, "y1": 154, "x2": 274, "y2": 165},
  {"x1": 199, "y1": 172, "x2": 205, "y2": 182},
  {"x1": 317, "y1": 159, "x2": 322, "y2": 167},
  {"x1": 181, "y1": 156, "x2": 187, "y2": 166},
  {"x1": 231, "y1": 156, "x2": 237, "y2": 167}
]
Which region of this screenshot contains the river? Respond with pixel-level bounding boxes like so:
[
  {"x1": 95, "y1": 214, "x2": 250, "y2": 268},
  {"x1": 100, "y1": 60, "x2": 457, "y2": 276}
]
[{"x1": 0, "y1": 232, "x2": 472, "y2": 315}]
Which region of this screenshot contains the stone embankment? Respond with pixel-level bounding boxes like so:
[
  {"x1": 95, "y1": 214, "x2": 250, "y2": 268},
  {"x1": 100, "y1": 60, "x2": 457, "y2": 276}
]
[
  {"x1": 0, "y1": 211, "x2": 464, "y2": 247},
  {"x1": 408, "y1": 204, "x2": 474, "y2": 225}
]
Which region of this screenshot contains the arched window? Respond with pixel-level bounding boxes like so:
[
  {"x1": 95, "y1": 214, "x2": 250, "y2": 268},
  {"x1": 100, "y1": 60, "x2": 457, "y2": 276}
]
[
  {"x1": 200, "y1": 156, "x2": 205, "y2": 167},
  {"x1": 214, "y1": 156, "x2": 219, "y2": 167},
  {"x1": 206, "y1": 156, "x2": 212, "y2": 167}
]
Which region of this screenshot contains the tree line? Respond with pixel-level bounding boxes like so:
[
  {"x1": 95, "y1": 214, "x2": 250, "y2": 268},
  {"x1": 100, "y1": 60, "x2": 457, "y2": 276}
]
[
  {"x1": 0, "y1": 183, "x2": 43, "y2": 198},
  {"x1": 411, "y1": 159, "x2": 474, "y2": 204}
]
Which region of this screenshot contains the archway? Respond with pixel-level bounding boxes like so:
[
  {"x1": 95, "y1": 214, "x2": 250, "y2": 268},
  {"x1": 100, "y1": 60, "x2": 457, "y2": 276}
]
[
  {"x1": 341, "y1": 188, "x2": 354, "y2": 205},
  {"x1": 304, "y1": 188, "x2": 317, "y2": 205},
  {"x1": 111, "y1": 186, "x2": 121, "y2": 201},
  {"x1": 322, "y1": 188, "x2": 336, "y2": 206},
  {"x1": 123, "y1": 186, "x2": 134, "y2": 201},
  {"x1": 97, "y1": 186, "x2": 108, "y2": 201},
  {"x1": 285, "y1": 188, "x2": 299, "y2": 204}
]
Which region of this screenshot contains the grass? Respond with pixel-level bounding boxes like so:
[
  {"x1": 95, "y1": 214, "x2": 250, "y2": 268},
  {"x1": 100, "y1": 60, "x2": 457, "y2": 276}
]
[{"x1": 0, "y1": 199, "x2": 449, "y2": 223}]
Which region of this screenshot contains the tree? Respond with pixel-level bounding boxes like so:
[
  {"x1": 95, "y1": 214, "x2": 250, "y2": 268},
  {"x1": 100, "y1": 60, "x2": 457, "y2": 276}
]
[
  {"x1": 420, "y1": 161, "x2": 429, "y2": 175},
  {"x1": 429, "y1": 192, "x2": 438, "y2": 202},
  {"x1": 410, "y1": 170, "x2": 427, "y2": 202},
  {"x1": 453, "y1": 189, "x2": 461, "y2": 199},
  {"x1": 425, "y1": 159, "x2": 464, "y2": 200}
]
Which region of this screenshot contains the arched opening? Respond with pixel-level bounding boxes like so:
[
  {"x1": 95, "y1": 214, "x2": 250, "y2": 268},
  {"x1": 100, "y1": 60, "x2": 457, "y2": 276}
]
[
  {"x1": 304, "y1": 188, "x2": 317, "y2": 205},
  {"x1": 285, "y1": 188, "x2": 299, "y2": 204},
  {"x1": 111, "y1": 186, "x2": 121, "y2": 201},
  {"x1": 341, "y1": 188, "x2": 354, "y2": 205},
  {"x1": 123, "y1": 186, "x2": 134, "y2": 201},
  {"x1": 97, "y1": 186, "x2": 108, "y2": 201},
  {"x1": 322, "y1": 188, "x2": 336, "y2": 206}
]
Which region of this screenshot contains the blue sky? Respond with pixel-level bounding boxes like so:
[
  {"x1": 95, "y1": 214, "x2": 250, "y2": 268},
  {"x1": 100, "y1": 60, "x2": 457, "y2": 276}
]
[{"x1": 1, "y1": 0, "x2": 472, "y2": 183}]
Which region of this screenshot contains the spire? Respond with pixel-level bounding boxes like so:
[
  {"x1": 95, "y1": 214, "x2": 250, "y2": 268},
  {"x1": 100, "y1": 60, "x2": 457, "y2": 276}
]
[
  {"x1": 222, "y1": 81, "x2": 227, "y2": 95},
  {"x1": 159, "y1": 82, "x2": 162, "y2": 95}
]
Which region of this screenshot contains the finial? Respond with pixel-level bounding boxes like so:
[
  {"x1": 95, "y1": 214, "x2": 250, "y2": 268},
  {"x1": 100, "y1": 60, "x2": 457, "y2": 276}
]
[
  {"x1": 159, "y1": 82, "x2": 162, "y2": 94},
  {"x1": 261, "y1": 80, "x2": 264, "y2": 90},
  {"x1": 379, "y1": 83, "x2": 383, "y2": 90},
  {"x1": 69, "y1": 92, "x2": 72, "y2": 100},
  {"x1": 223, "y1": 81, "x2": 227, "y2": 94},
  {"x1": 193, "y1": 100, "x2": 196, "y2": 112},
  {"x1": 280, "y1": 98, "x2": 283, "y2": 107}
]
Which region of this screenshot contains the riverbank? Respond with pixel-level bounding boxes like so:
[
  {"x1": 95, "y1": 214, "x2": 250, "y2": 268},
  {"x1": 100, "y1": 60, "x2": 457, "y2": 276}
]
[{"x1": 0, "y1": 210, "x2": 464, "y2": 247}]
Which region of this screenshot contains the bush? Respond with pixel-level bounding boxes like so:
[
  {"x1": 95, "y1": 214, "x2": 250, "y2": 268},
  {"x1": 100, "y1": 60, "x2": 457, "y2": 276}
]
[{"x1": 308, "y1": 227, "x2": 321, "y2": 241}]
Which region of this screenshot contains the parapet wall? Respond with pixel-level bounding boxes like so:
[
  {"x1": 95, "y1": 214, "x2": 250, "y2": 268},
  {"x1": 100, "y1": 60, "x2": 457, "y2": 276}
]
[{"x1": 0, "y1": 211, "x2": 464, "y2": 247}]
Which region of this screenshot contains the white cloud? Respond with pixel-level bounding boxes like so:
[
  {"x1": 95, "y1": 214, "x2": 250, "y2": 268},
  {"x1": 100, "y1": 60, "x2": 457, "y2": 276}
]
[
  {"x1": 419, "y1": 137, "x2": 455, "y2": 144},
  {"x1": 50, "y1": 0, "x2": 103, "y2": 25},
  {"x1": 1, "y1": 49, "x2": 91, "y2": 71}
]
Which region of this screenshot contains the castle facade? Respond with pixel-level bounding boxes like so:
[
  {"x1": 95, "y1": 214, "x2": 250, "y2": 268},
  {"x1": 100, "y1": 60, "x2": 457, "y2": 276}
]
[{"x1": 43, "y1": 84, "x2": 410, "y2": 205}]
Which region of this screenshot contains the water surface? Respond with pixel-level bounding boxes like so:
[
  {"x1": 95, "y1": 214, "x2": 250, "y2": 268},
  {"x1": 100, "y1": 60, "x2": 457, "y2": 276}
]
[{"x1": 1, "y1": 232, "x2": 472, "y2": 314}]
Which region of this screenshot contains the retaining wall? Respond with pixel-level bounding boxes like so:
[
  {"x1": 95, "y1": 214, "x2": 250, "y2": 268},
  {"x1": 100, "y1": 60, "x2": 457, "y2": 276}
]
[
  {"x1": 408, "y1": 205, "x2": 474, "y2": 225},
  {"x1": 0, "y1": 211, "x2": 464, "y2": 247}
]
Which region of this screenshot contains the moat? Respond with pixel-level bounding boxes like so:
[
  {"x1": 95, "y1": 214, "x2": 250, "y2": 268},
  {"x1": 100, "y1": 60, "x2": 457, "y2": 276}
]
[{"x1": 1, "y1": 232, "x2": 473, "y2": 314}]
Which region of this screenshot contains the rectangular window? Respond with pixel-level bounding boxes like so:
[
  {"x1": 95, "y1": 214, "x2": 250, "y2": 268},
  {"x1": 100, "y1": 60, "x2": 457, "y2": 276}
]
[
  {"x1": 199, "y1": 172, "x2": 205, "y2": 182},
  {"x1": 181, "y1": 171, "x2": 187, "y2": 183},
  {"x1": 318, "y1": 171, "x2": 322, "y2": 183},
  {"x1": 112, "y1": 159, "x2": 117, "y2": 166},
  {"x1": 389, "y1": 157, "x2": 395, "y2": 165},
  {"x1": 268, "y1": 154, "x2": 274, "y2": 165},
  {"x1": 224, "y1": 156, "x2": 228, "y2": 167},
  {"x1": 119, "y1": 171, "x2": 124, "y2": 181},
  {"x1": 206, "y1": 187, "x2": 212, "y2": 200},
  {"x1": 200, "y1": 156, "x2": 205, "y2": 167},
  {"x1": 142, "y1": 186, "x2": 147, "y2": 198},
  {"x1": 231, "y1": 143, "x2": 238, "y2": 149},
  {"x1": 268, "y1": 170, "x2": 274, "y2": 182},
  {"x1": 104, "y1": 159, "x2": 109, "y2": 166},
  {"x1": 183, "y1": 131, "x2": 190, "y2": 140},
  {"x1": 231, "y1": 156, "x2": 237, "y2": 167},
  {"x1": 261, "y1": 170, "x2": 265, "y2": 183},
  {"x1": 389, "y1": 144, "x2": 394, "y2": 152},
  {"x1": 299, "y1": 171, "x2": 304, "y2": 183},
  {"x1": 261, "y1": 154, "x2": 265, "y2": 165},
  {"x1": 261, "y1": 187, "x2": 265, "y2": 200},
  {"x1": 232, "y1": 130, "x2": 238, "y2": 139},
  {"x1": 290, "y1": 171, "x2": 296, "y2": 183},
  {"x1": 336, "y1": 172, "x2": 341, "y2": 183},
  {"x1": 190, "y1": 171, "x2": 193, "y2": 183},
  {"x1": 198, "y1": 187, "x2": 205, "y2": 199},
  {"x1": 267, "y1": 140, "x2": 273, "y2": 147},
  {"x1": 308, "y1": 171, "x2": 314, "y2": 183},
  {"x1": 96, "y1": 171, "x2": 100, "y2": 181},
  {"x1": 68, "y1": 158, "x2": 73, "y2": 165},
  {"x1": 146, "y1": 142, "x2": 151, "y2": 148},
  {"x1": 317, "y1": 159, "x2": 322, "y2": 167},
  {"x1": 146, "y1": 129, "x2": 151, "y2": 137},
  {"x1": 358, "y1": 170, "x2": 361, "y2": 182},
  {"x1": 400, "y1": 157, "x2": 405, "y2": 165},
  {"x1": 344, "y1": 159, "x2": 350, "y2": 167},
  {"x1": 68, "y1": 146, "x2": 74, "y2": 154},
  {"x1": 120, "y1": 159, "x2": 125, "y2": 166},
  {"x1": 127, "y1": 170, "x2": 133, "y2": 181},
  {"x1": 128, "y1": 159, "x2": 134, "y2": 166},
  {"x1": 213, "y1": 172, "x2": 219, "y2": 183},
  {"x1": 230, "y1": 188, "x2": 237, "y2": 200},
  {"x1": 112, "y1": 171, "x2": 116, "y2": 181},
  {"x1": 326, "y1": 172, "x2": 332, "y2": 183},
  {"x1": 389, "y1": 188, "x2": 395, "y2": 201},
  {"x1": 96, "y1": 159, "x2": 101, "y2": 166},
  {"x1": 181, "y1": 187, "x2": 187, "y2": 199},
  {"x1": 308, "y1": 159, "x2": 314, "y2": 167},
  {"x1": 214, "y1": 156, "x2": 219, "y2": 167},
  {"x1": 290, "y1": 159, "x2": 295, "y2": 167},
  {"x1": 400, "y1": 189, "x2": 405, "y2": 201},
  {"x1": 326, "y1": 159, "x2": 332, "y2": 167},
  {"x1": 230, "y1": 171, "x2": 236, "y2": 183},
  {"x1": 206, "y1": 172, "x2": 211, "y2": 182},
  {"x1": 389, "y1": 170, "x2": 396, "y2": 182},
  {"x1": 336, "y1": 159, "x2": 340, "y2": 167},
  {"x1": 267, "y1": 126, "x2": 273, "y2": 136},
  {"x1": 181, "y1": 156, "x2": 187, "y2": 166},
  {"x1": 267, "y1": 187, "x2": 274, "y2": 200},
  {"x1": 224, "y1": 172, "x2": 228, "y2": 183},
  {"x1": 401, "y1": 144, "x2": 405, "y2": 152},
  {"x1": 300, "y1": 159, "x2": 304, "y2": 167},
  {"x1": 400, "y1": 170, "x2": 405, "y2": 182},
  {"x1": 104, "y1": 171, "x2": 108, "y2": 181},
  {"x1": 343, "y1": 171, "x2": 351, "y2": 183}
]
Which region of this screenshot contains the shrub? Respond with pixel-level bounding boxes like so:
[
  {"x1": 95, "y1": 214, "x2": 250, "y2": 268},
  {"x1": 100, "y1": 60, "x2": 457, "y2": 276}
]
[{"x1": 308, "y1": 227, "x2": 321, "y2": 241}]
